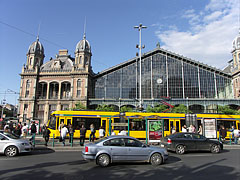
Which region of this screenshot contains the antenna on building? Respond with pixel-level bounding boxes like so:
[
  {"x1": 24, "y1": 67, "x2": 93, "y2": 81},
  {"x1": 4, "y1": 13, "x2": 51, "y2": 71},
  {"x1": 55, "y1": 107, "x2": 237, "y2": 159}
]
[
  {"x1": 37, "y1": 21, "x2": 41, "y2": 40},
  {"x1": 83, "y1": 17, "x2": 87, "y2": 39}
]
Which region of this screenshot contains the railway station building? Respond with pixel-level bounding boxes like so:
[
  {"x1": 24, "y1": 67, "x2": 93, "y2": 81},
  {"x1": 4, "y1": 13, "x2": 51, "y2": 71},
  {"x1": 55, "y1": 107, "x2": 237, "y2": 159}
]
[{"x1": 18, "y1": 33, "x2": 240, "y2": 124}]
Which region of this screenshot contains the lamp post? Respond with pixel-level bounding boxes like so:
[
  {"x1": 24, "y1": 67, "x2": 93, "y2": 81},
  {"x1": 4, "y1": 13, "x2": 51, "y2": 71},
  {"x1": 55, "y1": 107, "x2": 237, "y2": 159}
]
[
  {"x1": 134, "y1": 23, "x2": 147, "y2": 109},
  {"x1": 1, "y1": 91, "x2": 6, "y2": 120}
]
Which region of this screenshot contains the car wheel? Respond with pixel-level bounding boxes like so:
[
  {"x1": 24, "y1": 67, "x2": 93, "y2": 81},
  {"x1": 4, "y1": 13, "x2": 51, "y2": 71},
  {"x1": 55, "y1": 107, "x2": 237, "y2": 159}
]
[
  {"x1": 5, "y1": 146, "x2": 18, "y2": 157},
  {"x1": 176, "y1": 145, "x2": 185, "y2": 155},
  {"x1": 211, "y1": 144, "x2": 220, "y2": 153},
  {"x1": 150, "y1": 153, "x2": 163, "y2": 166},
  {"x1": 97, "y1": 154, "x2": 110, "y2": 167}
]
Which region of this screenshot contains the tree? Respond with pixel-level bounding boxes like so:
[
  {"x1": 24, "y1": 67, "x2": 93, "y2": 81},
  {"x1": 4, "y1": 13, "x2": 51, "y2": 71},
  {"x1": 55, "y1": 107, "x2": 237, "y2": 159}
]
[
  {"x1": 170, "y1": 104, "x2": 191, "y2": 113},
  {"x1": 217, "y1": 105, "x2": 238, "y2": 115},
  {"x1": 120, "y1": 106, "x2": 133, "y2": 112},
  {"x1": 146, "y1": 105, "x2": 169, "y2": 113},
  {"x1": 72, "y1": 102, "x2": 87, "y2": 110},
  {"x1": 96, "y1": 104, "x2": 115, "y2": 112}
]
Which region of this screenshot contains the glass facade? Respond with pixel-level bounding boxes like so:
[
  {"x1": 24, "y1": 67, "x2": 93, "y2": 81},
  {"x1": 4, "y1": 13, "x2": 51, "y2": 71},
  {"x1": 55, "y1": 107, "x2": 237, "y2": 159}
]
[{"x1": 94, "y1": 52, "x2": 232, "y2": 100}]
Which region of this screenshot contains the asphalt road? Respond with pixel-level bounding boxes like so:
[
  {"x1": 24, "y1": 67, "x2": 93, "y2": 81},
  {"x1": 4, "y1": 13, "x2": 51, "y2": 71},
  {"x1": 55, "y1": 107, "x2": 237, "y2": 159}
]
[{"x1": 0, "y1": 149, "x2": 239, "y2": 180}]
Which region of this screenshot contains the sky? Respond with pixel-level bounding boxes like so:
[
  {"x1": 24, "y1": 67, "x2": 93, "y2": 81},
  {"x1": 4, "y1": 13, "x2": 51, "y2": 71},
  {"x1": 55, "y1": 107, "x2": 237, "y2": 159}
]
[{"x1": 0, "y1": 0, "x2": 239, "y2": 105}]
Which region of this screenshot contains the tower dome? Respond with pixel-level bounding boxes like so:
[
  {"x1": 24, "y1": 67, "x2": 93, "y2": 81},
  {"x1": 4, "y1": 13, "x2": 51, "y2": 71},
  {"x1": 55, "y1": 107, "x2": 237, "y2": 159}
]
[
  {"x1": 27, "y1": 36, "x2": 44, "y2": 55},
  {"x1": 233, "y1": 32, "x2": 240, "y2": 50},
  {"x1": 75, "y1": 34, "x2": 91, "y2": 53}
]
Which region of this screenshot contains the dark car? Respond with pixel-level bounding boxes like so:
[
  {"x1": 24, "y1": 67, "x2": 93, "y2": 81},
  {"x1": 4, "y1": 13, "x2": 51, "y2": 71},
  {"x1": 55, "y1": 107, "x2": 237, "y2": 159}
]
[
  {"x1": 82, "y1": 135, "x2": 168, "y2": 167},
  {"x1": 160, "y1": 132, "x2": 223, "y2": 155}
]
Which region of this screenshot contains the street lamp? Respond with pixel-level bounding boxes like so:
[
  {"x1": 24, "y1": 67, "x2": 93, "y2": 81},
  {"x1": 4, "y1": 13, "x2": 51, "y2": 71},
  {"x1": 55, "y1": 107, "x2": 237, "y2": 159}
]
[
  {"x1": 134, "y1": 23, "x2": 147, "y2": 109},
  {"x1": 1, "y1": 91, "x2": 6, "y2": 120}
]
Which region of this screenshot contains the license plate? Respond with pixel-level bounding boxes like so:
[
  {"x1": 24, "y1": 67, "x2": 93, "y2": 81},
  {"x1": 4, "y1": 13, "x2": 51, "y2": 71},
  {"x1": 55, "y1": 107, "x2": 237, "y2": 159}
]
[{"x1": 160, "y1": 144, "x2": 164, "y2": 147}]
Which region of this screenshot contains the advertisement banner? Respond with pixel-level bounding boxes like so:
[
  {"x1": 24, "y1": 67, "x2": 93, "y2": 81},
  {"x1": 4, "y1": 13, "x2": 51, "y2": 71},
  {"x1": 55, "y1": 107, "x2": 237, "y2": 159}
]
[
  {"x1": 148, "y1": 120, "x2": 164, "y2": 143},
  {"x1": 203, "y1": 119, "x2": 217, "y2": 139}
]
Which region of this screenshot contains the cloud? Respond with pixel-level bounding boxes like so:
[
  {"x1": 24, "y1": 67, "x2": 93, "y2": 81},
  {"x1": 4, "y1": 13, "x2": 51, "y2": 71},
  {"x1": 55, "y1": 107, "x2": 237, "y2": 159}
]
[{"x1": 156, "y1": 0, "x2": 239, "y2": 69}]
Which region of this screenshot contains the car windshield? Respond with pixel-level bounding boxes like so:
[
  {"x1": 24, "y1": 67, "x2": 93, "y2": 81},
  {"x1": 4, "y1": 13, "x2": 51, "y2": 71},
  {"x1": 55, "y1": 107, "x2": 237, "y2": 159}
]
[
  {"x1": 94, "y1": 137, "x2": 108, "y2": 144},
  {"x1": 2, "y1": 132, "x2": 20, "y2": 139}
]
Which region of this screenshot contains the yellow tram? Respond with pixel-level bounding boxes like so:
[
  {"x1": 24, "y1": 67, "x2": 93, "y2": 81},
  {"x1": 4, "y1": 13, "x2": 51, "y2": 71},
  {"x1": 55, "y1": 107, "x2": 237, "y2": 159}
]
[{"x1": 47, "y1": 110, "x2": 240, "y2": 139}]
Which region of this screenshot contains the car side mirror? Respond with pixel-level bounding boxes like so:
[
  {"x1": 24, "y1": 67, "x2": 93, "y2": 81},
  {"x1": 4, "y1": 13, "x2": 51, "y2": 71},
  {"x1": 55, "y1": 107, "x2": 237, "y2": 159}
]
[{"x1": 142, "y1": 144, "x2": 147, "y2": 148}]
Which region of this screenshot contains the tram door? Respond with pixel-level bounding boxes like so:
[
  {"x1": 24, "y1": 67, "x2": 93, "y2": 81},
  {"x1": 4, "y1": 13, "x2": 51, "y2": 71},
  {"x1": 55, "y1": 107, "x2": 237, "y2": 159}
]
[
  {"x1": 102, "y1": 119, "x2": 107, "y2": 134},
  {"x1": 175, "y1": 120, "x2": 180, "y2": 132},
  {"x1": 170, "y1": 120, "x2": 180, "y2": 134}
]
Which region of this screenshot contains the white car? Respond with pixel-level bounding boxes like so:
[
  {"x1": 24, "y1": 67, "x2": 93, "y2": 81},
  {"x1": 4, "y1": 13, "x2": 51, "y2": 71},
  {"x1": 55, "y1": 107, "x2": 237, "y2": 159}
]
[{"x1": 0, "y1": 130, "x2": 32, "y2": 157}]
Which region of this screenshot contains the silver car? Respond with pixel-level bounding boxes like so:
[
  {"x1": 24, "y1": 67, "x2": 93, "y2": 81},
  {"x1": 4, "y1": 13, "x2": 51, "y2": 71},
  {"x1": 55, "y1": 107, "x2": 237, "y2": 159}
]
[
  {"x1": 0, "y1": 130, "x2": 32, "y2": 157},
  {"x1": 82, "y1": 135, "x2": 168, "y2": 167}
]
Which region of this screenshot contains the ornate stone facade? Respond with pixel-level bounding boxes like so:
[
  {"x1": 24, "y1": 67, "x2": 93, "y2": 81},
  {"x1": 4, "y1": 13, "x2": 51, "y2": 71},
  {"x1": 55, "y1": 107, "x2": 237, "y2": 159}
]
[{"x1": 19, "y1": 35, "x2": 94, "y2": 124}]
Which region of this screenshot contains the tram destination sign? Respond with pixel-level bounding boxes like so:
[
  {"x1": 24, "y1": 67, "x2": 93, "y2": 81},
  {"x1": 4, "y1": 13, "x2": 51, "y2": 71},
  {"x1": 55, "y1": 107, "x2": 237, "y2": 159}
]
[{"x1": 111, "y1": 123, "x2": 128, "y2": 126}]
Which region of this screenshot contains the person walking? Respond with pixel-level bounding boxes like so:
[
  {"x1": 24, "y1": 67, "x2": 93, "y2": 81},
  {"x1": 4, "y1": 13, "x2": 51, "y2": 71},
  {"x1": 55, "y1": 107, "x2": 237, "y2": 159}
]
[
  {"x1": 30, "y1": 121, "x2": 37, "y2": 147},
  {"x1": 80, "y1": 124, "x2": 86, "y2": 146},
  {"x1": 43, "y1": 126, "x2": 51, "y2": 146},
  {"x1": 58, "y1": 120, "x2": 64, "y2": 133},
  {"x1": 198, "y1": 124, "x2": 203, "y2": 135},
  {"x1": 99, "y1": 126, "x2": 105, "y2": 138},
  {"x1": 68, "y1": 123, "x2": 75, "y2": 144},
  {"x1": 61, "y1": 125, "x2": 68, "y2": 146},
  {"x1": 219, "y1": 125, "x2": 227, "y2": 142},
  {"x1": 182, "y1": 125, "x2": 187, "y2": 132},
  {"x1": 89, "y1": 124, "x2": 95, "y2": 142},
  {"x1": 21, "y1": 123, "x2": 28, "y2": 139},
  {"x1": 233, "y1": 127, "x2": 240, "y2": 145},
  {"x1": 14, "y1": 124, "x2": 21, "y2": 137}
]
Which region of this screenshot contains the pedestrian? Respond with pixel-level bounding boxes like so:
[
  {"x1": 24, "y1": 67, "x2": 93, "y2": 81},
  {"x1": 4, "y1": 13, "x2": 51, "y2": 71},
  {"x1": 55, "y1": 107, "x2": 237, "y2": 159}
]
[
  {"x1": 233, "y1": 127, "x2": 240, "y2": 145},
  {"x1": 118, "y1": 128, "x2": 127, "y2": 136},
  {"x1": 58, "y1": 120, "x2": 64, "y2": 133},
  {"x1": 99, "y1": 126, "x2": 105, "y2": 138},
  {"x1": 4, "y1": 126, "x2": 11, "y2": 133},
  {"x1": 171, "y1": 126, "x2": 176, "y2": 134},
  {"x1": 198, "y1": 124, "x2": 203, "y2": 135},
  {"x1": 14, "y1": 124, "x2": 21, "y2": 137},
  {"x1": 8, "y1": 121, "x2": 14, "y2": 133},
  {"x1": 21, "y1": 123, "x2": 28, "y2": 139},
  {"x1": 182, "y1": 125, "x2": 187, "y2": 132},
  {"x1": 89, "y1": 124, "x2": 95, "y2": 142},
  {"x1": 111, "y1": 129, "x2": 116, "y2": 135},
  {"x1": 219, "y1": 125, "x2": 227, "y2": 142},
  {"x1": 230, "y1": 125, "x2": 235, "y2": 139},
  {"x1": 68, "y1": 123, "x2": 75, "y2": 144},
  {"x1": 43, "y1": 126, "x2": 51, "y2": 146},
  {"x1": 30, "y1": 121, "x2": 37, "y2": 147},
  {"x1": 80, "y1": 124, "x2": 86, "y2": 146},
  {"x1": 61, "y1": 125, "x2": 68, "y2": 146}
]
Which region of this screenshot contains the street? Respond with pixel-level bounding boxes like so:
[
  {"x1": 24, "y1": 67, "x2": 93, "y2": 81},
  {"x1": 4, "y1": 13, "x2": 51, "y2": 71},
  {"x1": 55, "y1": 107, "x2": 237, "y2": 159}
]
[{"x1": 0, "y1": 149, "x2": 239, "y2": 180}]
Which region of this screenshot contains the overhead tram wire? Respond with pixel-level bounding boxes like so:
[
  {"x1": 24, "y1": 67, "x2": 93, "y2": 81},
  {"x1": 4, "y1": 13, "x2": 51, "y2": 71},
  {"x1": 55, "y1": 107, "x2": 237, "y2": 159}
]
[{"x1": 0, "y1": 20, "x2": 66, "y2": 49}]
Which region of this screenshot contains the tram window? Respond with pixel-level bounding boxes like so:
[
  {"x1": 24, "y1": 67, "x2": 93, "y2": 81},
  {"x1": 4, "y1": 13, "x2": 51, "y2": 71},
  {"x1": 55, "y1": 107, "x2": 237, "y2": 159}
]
[
  {"x1": 180, "y1": 119, "x2": 186, "y2": 128},
  {"x1": 72, "y1": 117, "x2": 85, "y2": 130},
  {"x1": 56, "y1": 117, "x2": 59, "y2": 130},
  {"x1": 49, "y1": 116, "x2": 57, "y2": 129},
  {"x1": 113, "y1": 118, "x2": 121, "y2": 130},
  {"x1": 72, "y1": 117, "x2": 101, "y2": 130},
  {"x1": 129, "y1": 119, "x2": 145, "y2": 131},
  {"x1": 67, "y1": 119, "x2": 71, "y2": 126},
  {"x1": 217, "y1": 120, "x2": 236, "y2": 130},
  {"x1": 164, "y1": 119, "x2": 169, "y2": 131}
]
